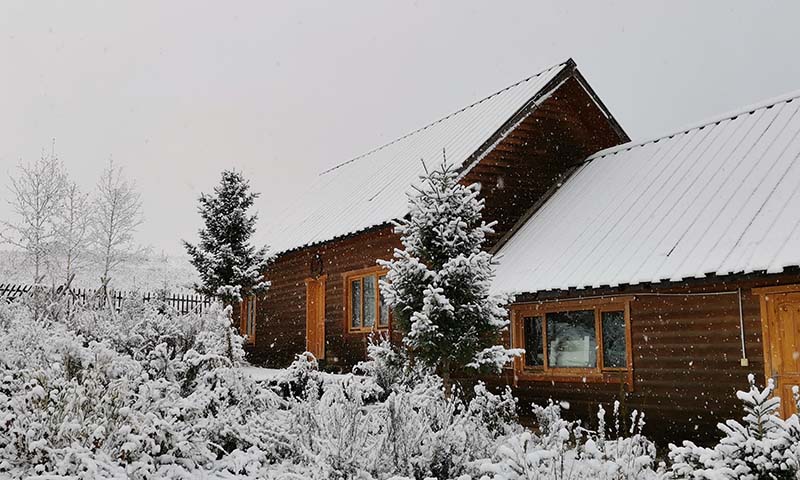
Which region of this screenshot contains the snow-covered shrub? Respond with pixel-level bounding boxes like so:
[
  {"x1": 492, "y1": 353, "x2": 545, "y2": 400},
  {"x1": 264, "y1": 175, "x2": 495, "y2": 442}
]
[
  {"x1": 11, "y1": 287, "x2": 800, "y2": 480},
  {"x1": 477, "y1": 399, "x2": 660, "y2": 480},
  {"x1": 382, "y1": 377, "x2": 510, "y2": 479},
  {"x1": 269, "y1": 351, "x2": 324, "y2": 400},
  {"x1": 0, "y1": 294, "x2": 274, "y2": 479},
  {"x1": 282, "y1": 372, "x2": 519, "y2": 480},
  {"x1": 669, "y1": 374, "x2": 800, "y2": 480},
  {"x1": 354, "y1": 334, "x2": 432, "y2": 399}
]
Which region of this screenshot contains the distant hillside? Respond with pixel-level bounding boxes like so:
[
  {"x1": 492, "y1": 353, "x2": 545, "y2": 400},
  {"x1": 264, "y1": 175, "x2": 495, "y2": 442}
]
[{"x1": 0, "y1": 250, "x2": 199, "y2": 293}]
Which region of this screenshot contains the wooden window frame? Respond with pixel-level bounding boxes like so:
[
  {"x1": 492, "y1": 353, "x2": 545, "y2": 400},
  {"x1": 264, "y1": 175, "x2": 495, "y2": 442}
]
[
  {"x1": 343, "y1": 266, "x2": 390, "y2": 334},
  {"x1": 240, "y1": 295, "x2": 257, "y2": 345},
  {"x1": 511, "y1": 297, "x2": 634, "y2": 390}
]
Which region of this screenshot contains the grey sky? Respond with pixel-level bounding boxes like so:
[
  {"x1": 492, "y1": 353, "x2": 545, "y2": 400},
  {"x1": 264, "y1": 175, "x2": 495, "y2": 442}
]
[{"x1": 2, "y1": 1, "x2": 799, "y2": 254}]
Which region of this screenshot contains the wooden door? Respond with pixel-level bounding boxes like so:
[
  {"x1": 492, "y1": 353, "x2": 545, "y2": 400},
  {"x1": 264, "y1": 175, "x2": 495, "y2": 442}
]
[
  {"x1": 305, "y1": 276, "x2": 326, "y2": 359},
  {"x1": 760, "y1": 288, "x2": 800, "y2": 417}
]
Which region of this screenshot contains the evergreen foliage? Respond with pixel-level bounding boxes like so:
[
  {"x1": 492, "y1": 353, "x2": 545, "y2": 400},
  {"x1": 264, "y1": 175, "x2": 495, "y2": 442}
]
[
  {"x1": 184, "y1": 170, "x2": 269, "y2": 305},
  {"x1": 669, "y1": 374, "x2": 800, "y2": 479},
  {"x1": 379, "y1": 160, "x2": 522, "y2": 388}
]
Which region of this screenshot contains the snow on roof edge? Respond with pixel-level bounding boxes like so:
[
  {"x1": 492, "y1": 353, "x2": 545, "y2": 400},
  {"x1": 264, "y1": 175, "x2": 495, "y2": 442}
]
[
  {"x1": 271, "y1": 219, "x2": 398, "y2": 256},
  {"x1": 585, "y1": 88, "x2": 800, "y2": 162},
  {"x1": 493, "y1": 265, "x2": 800, "y2": 297}
]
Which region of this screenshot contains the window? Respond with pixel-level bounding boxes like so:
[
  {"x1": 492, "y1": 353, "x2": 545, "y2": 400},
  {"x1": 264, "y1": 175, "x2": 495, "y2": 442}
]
[
  {"x1": 512, "y1": 298, "x2": 632, "y2": 387},
  {"x1": 345, "y1": 268, "x2": 390, "y2": 333},
  {"x1": 601, "y1": 310, "x2": 627, "y2": 369},
  {"x1": 523, "y1": 316, "x2": 544, "y2": 367},
  {"x1": 240, "y1": 295, "x2": 257, "y2": 344},
  {"x1": 547, "y1": 310, "x2": 597, "y2": 368}
]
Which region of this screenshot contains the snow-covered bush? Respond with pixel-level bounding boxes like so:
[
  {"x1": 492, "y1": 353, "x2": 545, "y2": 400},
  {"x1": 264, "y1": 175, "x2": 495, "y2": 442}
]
[
  {"x1": 354, "y1": 334, "x2": 432, "y2": 399},
  {"x1": 0, "y1": 294, "x2": 280, "y2": 479},
  {"x1": 477, "y1": 399, "x2": 660, "y2": 480},
  {"x1": 6, "y1": 292, "x2": 527, "y2": 478},
  {"x1": 282, "y1": 373, "x2": 520, "y2": 479},
  {"x1": 269, "y1": 351, "x2": 324, "y2": 400},
  {"x1": 6, "y1": 288, "x2": 799, "y2": 479},
  {"x1": 669, "y1": 374, "x2": 800, "y2": 480}
]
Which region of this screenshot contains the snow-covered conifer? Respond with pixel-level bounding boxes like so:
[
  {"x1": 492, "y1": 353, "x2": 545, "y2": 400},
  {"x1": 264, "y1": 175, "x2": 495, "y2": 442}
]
[
  {"x1": 380, "y1": 160, "x2": 521, "y2": 391},
  {"x1": 669, "y1": 374, "x2": 799, "y2": 479},
  {"x1": 184, "y1": 170, "x2": 270, "y2": 306}
]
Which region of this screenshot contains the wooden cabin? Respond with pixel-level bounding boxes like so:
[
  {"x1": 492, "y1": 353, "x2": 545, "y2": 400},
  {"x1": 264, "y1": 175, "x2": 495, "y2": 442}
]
[
  {"x1": 488, "y1": 92, "x2": 800, "y2": 443},
  {"x1": 250, "y1": 58, "x2": 626, "y2": 366},
  {"x1": 249, "y1": 58, "x2": 800, "y2": 444}
]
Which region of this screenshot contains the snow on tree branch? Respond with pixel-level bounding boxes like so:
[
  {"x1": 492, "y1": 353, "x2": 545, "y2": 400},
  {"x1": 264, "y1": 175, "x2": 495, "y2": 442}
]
[
  {"x1": 1, "y1": 146, "x2": 67, "y2": 283},
  {"x1": 184, "y1": 170, "x2": 270, "y2": 306},
  {"x1": 90, "y1": 159, "x2": 144, "y2": 288},
  {"x1": 379, "y1": 160, "x2": 520, "y2": 391}
]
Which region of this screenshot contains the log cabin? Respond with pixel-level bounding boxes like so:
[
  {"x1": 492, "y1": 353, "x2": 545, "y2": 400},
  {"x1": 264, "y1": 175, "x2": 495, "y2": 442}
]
[
  {"x1": 249, "y1": 59, "x2": 627, "y2": 366},
  {"x1": 247, "y1": 58, "x2": 800, "y2": 444},
  {"x1": 489, "y1": 89, "x2": 800, "y2": 443}
]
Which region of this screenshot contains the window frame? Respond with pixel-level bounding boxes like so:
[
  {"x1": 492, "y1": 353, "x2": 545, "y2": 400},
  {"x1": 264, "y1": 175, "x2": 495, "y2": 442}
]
[
  {"x1": 343, "y1": 266, "x2": 391, "y2": 333},
  {"x1": 511, "y1": 297, "x2": 633, "y2": 390}
]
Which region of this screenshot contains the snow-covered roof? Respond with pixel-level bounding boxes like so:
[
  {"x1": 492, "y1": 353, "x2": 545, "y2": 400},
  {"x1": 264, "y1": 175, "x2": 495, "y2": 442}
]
[
  {"x1": 265, "y1": 60, "x2": 572, "y2": 254},
  {"x1": 493, "y1": 89, "x2": 800, "y2": 294}
]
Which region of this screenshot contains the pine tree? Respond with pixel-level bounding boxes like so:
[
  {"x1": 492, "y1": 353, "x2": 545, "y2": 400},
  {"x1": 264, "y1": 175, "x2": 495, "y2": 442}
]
[
  {"x1": 379, "y1": 160, "x2": 521, "y2": 392},
  {"x1": 669, "y1": 374, "x2": 799, "y2": 480},
  {"x1": 184, "y1": 170, "x2": 270, "y2": 307}
]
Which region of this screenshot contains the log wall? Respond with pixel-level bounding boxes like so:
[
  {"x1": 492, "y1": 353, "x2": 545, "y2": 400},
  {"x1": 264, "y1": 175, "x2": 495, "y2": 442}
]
[
  {"x1": 251, "y1": 225, "x2": 400, "y2": 367},
  {"x1": 489, "y1": 273, "x2": 800, "y2": 445}
]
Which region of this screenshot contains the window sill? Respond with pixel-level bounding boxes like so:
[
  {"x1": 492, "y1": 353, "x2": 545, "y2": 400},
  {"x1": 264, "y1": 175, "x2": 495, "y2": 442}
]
[
  {"x1": 516, "y1": 369, "x2": 633, "y2": 391},
  {"x1": 348, "y1": 327, "x2": 390, "y2": 335}
]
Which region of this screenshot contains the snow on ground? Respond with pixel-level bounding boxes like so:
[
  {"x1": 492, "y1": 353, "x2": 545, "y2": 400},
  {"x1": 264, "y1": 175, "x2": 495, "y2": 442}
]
[{"x1": 240, "y1": 366, "x2": 285, "y2": 382}]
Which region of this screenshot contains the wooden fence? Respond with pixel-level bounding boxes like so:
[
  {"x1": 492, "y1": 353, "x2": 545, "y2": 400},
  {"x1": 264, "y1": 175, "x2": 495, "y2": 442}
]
[{"x1": 0, "y1": 283, "x2": 214, "y2": 314}]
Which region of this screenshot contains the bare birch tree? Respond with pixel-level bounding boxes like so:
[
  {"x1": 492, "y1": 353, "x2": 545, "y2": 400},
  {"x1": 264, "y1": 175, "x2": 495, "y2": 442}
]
[
  {"x1": 91, "y1": 159, "x2": 143, "y2": 288},
  {"x1": 1, "y1": 148, "x2": 66, "y2": 283},
  {"x1": 54, "y1": 181, "x2": 92, "y2": 286}
]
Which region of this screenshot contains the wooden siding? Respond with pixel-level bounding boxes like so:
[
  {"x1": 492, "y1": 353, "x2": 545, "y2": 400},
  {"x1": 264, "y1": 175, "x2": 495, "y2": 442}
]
[
  {"x1": 251, "y1": 226, "x2": 400, "y2": 367},
  {"x1": 463, "y1": 75, "x2": 625, "y2": 246},
  {"x1": 487, "y1": 273, "x2": 800, "y2": 445}
]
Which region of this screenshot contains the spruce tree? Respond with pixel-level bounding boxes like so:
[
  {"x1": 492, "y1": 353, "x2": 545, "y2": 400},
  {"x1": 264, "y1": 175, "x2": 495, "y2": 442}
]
[
  {"x1": 380, "y1": 160, "x2": 521, "y2": 391},
  {"x1": 184, "y1": 170, "x2": 269, "y2": 306}
]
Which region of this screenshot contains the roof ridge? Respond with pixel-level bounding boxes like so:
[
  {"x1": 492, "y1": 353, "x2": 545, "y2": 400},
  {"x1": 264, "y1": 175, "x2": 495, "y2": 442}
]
[
  {"x1": 586, "y1": 88, "x2": 800, "y2": 161},
  {"x1": 318, "y1": 59, "x2": 571, "y2": 176}
]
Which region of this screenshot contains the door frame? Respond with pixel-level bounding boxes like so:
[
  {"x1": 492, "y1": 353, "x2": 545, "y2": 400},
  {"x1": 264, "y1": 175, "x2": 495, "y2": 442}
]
[
  {"x1": 754, "y1": 283, "x2": 800, "y2": 417},
  {"x1": 305, "y1": 275, "x2": 327, "y2": 359}
]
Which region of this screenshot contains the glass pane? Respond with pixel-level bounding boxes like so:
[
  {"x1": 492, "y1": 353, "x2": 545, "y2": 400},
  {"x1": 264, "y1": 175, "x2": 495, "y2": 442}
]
[
  {"x1": 546, "y1": 310, "x2": 597, "y2": 368},
  {"x1": 602, "y1": 311, "x2": 627, "y2": 368},
  {"x1": 363, "y1": 275, "x2": 376, "y2": 328},
  {"x1": 523, "y1": 316, "x2": 544, "y2": 367},
  {"x1": 378, "y1": 274, "x2": 389, "y2": 327},
  {"x1": 351, "y1": 279, "x2": 361, "y2": 329}
]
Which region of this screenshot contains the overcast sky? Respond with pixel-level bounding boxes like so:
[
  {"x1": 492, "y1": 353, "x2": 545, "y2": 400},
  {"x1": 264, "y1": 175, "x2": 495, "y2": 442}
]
[{"x1": 2, "y1": 1, "x2": 800, "y2": 254}]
